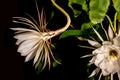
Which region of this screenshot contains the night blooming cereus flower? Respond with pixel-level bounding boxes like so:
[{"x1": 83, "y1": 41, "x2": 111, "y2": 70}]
[
  {"x1": 79, "y1": 13, "x2": 120, "y2": 80},
  {"x1": 11, "y1": 0, "x2": 71, "y2": 70}
]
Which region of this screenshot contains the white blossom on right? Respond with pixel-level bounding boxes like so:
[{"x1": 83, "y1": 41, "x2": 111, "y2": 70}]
[{"x1": 80, "y1": 17, "x2": 120, "y2": 80}]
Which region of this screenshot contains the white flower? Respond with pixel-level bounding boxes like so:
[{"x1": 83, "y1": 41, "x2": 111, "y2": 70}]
[
  {"x1": 11, "y1": 0, "x2": 71, "y2": 70},
  {"x1": 11, "y1": 12, "x2": 59, "y2": 70},
  {"x1": 81, "y1": 23, "x2": 120, "y2": 80}
]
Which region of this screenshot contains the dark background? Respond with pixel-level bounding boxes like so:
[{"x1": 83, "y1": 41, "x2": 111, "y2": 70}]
[{"x1": 0, "y1": 0, "x2": 89, "y2": 80}]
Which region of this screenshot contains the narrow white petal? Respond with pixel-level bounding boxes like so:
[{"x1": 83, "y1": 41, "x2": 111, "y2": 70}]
[
  {"x1": 21, "y1": 41, "x2": 40, "y2": 56},
  {"x1": 111, "y1": 74, "x2": 113, "y2": 80},
  {"x1": 33, "y1": 41, "x2": 45, "y2": 64},
  {"x1": 108, "y1": 25, "x2": 114, "y2": 40},
  {"x1": 34, "y1": 50, "x2": 44, "y2": 69},
  {"x1": 81, "y1": 54, "x2": 94, "y2": 58},
  {"x1": 25, "y1": 50, "x2": 35, "y2": 62},
  {"x1": 18, "y1": 39, "x2": 39, "y2": 54},
  {"x1": 88, "y1": 39, "x2": 101, "y2": 47},
  {"x1": 16, "y1": 39, "x2": 23, "y2": 45},
  {"x1": 42, "y1": 44, "x2": 50, "y2": 70},
  {"x1": 92, "y1": 27, "x2": 104, "y2": 42},
  {"x1": 10, "y1": 28, "x2": 40, "y2": 34},
  {"x1": 89, "y1": 68, "x2": 100, "y2": 77},
  {"x1": 14, "y1": 32, "x2": 40, "y2": 41}
]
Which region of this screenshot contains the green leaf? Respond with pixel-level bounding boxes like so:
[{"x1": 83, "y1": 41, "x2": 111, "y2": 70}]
[
  {"x1": 81, "y1": 22, "x2": 94, "y2": 30},
  {"x1": 59, "y1": 30, "x2": 82, "y2": 39},
  {"x1": 112, "y1": 0, "x2": 120, "y2": 19},
  {"x1": 89, "y1": 0, "x2": 110, "y2": 24},
  {"x1": 68, "y1": 0, "x2": 88, "y2": 17}
]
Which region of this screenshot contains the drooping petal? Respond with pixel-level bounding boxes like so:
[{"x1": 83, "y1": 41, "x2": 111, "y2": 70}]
[
  {"x1": 81, "y1": 54, "x2": 94, "y2": 58},
  {"x1": 89, "y1": 68, "x2": 100, "y2": 77},
  {"x1": 108, "y1": 25, "x2": 114, "y2": 40},
  {"x1": 21, "y1": 41, "x2": 40, "y2": 56},
  {"x1": 25, "y1": 50, "x2": 36, "y2": 62},
  {"x1": 33, "y1": 41, "x2": 45, "y2": 64},
  {"x1": 87, "y1": 39, "x2": 101, "y2": 48},
  {"x1": 17, "y1": 39, "x2": 39, "y2": 54}
]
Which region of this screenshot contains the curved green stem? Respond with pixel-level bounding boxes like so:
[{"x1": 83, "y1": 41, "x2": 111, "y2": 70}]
[
  {"x1": 51, "y1": 0, "x2": 71, "y2": 35},
  {"x1": 114, "y1": 12, "x2": 117, "y2": 33},
  {"x1": 106, "y1": 15, "x2": 117, "y2": 35}
]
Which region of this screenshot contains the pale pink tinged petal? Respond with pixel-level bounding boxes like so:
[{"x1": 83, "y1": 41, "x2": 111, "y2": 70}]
[
  {"x1": 89, "y1": 56, "x2": 96, "y2": 64},
  {"x1": 17, "y1": 39, "x2": 39, "y2": 54},
  {"x1": 107, "y1": 61, "x2": 120, "y2": 74},
  {"x1": 102, "y1": 69, "x2": 109, "y2": 76},
  {"x1": 108, "y1": 25, "x2": 114, "y2": 40},
  {"x1": 113, "y1": 36, "x2": 120, "y2": 46},
  {"x1": 89, "y1": 68, "x2": 100, "y2": 77},
  {"x1": 87, "y1": 39, "x2": 101, "y2": 47},
  {"x1": 99, "y1": 59, "x2": 108, "y2": 70},
  {"x1": 92, "y1": 48, "x2": 102, "y2": 55},
  {"x1": 94, "y1": 54, "x2": 105, "y2": 66},
  {"x1": 33, "y1": 41, "x2": 45, "y2": 64}
]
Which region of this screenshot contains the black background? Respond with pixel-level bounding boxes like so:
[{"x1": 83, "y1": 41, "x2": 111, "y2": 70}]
[{"x1": 0, "y1": 0, "x2": 89, "y2": 80}]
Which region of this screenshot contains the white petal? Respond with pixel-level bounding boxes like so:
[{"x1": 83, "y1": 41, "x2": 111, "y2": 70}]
[
  {"x1": 102, "y1": 41, "x2": 112, "y2": 45},
  {"x1": 21, "y1": 41, "x2": 40, "y2": 56},
  {"x1": 18, "y1": 39, "x2": 39, "y2": 54},
  {"x1": 92, "y1": 27, "x2": 104, "y2": 42},
  {"x1": 33, "y1": 41, "x2": 45, "y2": 64},
  {"x1": 108, "y1": 25, "x2": 114, "y2": 40},
  {"x1": 81, "y1": 54, "x2": 94, "y2": 58},
  {"x1": 89, "y1": 56, "x2": 96, "y2": 64},
  {"x1": 89, "y1": 68, "x2": 100, "y2": 77},
  {"x1": 113, "y1": 36, "x2": 120, "y2": 47},
  {"x1": 94, "y1": 54, "x2": 105, "y2": 66},
  {"x1": 25, "y1": 50, "x2": 35, "y2": 62},
  {"x1": 88, "y1": 39, "x2": 101, "y2": 47},
  {"x1": 14, "y1": 32, "x2": 40, "y2": 41},
  {"x1": 10, "y1": 28, "x2": 41, "y2": 34},
  {"x1": 102, "y1": 69, "x2": 109, "y2": 76}
]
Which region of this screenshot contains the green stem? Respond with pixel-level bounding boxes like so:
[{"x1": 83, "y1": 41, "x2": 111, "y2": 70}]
[
  {"x1": 114, "y1": 12, "x2": 117, "y2": 33},
  {"x1": 106, "y1": 15, "x2": 116, "y2": 35},
  {"x1": 51, "y1": 0, "x2": 71, "y2": 35}
]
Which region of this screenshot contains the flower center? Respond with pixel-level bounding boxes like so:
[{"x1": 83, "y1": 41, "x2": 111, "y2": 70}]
[{"x1": 109, "y1": 50, "x2": 118, "y2": 60}]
